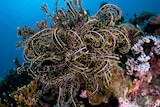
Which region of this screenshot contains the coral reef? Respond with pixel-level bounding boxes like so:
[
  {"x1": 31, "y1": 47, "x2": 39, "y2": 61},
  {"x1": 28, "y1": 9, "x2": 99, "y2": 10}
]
[
  {"x1": 126, "y1": 35, "x2": 160, "y2": 74},
  {"x1": 16, "y1": 0, "x2": 132, "y2": 106},
  {"x1": 0, "y1": 98, "x2": 12, "y2": 107},
  {"x1": 10, "y1": 80, "x2": 39, "y2": 107},
  {"x1": 86, "y1": 64, "x2": 132, "y2": 105},
  {"x1": 0, "y1": 0, "x2": 159, "y2": 107},
  {"x1": 125, "y1": 35, "x2": 160, "y2": 106},
  {"x1": 145, "y1": 15, "x2": 160, "y2": 35},
  {"x1": 0, "y1": 67, "x2": 32, "y2": 106},
  {"x1": 132, "y1": 11, "x2": 155, "y2": 30}
]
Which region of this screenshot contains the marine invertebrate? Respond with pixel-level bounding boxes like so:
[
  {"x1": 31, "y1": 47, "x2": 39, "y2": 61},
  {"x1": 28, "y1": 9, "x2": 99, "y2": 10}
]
[
  {"x1": 149, "y1": 15, "x2": 160, "y2": 25},
  {"x1": 132, "y1": 11, "x2": 155, "y2": 30},
  {"x1": 0, "y1": 68, "x2": 32, "y2": 107},
  {"x1": 125, "y1": 35, "x2": 160, "y2": 106},
  {"x1": 126, "y1": 35, "x2": 160, "y2": 75},
  {"x1": 86, "y1": 64, "x2": 132, "y2": 105},
  {"x1": 0, "y1": 98, "x2": 11, "y2": 107},
  {"x1": 145, "y1": 15, "x2": 160, "y2": 35},
  {"x1": 17, "y1": 0, "x2": 131, "y2": 106},
  {"x1": 118, "y1": 97, "x2": 139, "y2": 107},
  {"x1": 153, "y1": 99, "x2": 160, "y2": 107},
  {"x1": 10, "y1": 80, "x2": 39, "y2": 107}
]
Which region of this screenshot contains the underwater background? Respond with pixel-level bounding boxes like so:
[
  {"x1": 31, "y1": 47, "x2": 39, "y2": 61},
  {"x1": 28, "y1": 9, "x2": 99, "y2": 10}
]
[
  {"x1": 0, "y1": 0, "x2": 160, "y2": 107},
  {"x1": 0, "y1": 0, "x2": 160, "y2": 78}
]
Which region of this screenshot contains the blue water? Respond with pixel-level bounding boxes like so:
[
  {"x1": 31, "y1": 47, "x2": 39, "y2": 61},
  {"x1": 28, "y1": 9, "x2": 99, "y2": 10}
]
[{"x1": 0, "y1": 0, "x2": 160, "y2": 78}]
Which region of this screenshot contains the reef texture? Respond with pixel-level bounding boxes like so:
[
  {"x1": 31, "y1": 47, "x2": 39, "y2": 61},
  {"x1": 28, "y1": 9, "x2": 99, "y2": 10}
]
[
  {"x1": 10, "y1": 80, "x2": 39, "y2": 107},
  {"x1": 0, "y1": 0, "x2": 160, "y2": 107},
  {"x1": 16, "y1": 1, "x2": 132, "y2": 106}
]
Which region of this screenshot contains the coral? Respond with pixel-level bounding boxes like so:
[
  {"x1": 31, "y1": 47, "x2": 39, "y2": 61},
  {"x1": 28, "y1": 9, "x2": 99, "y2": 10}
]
[
  {"x1": 149, "y1": 15, "x2": 160, "y2": 25},
  {"x1": 141, "y1": 14, "x2": 160, "y2": 35},
  {"x1": 153, "y1": 99, "x2": 160, "y2": 107},
  {"x1": 145, "y1": 15, "x2": 160, "y2": 35},
  {"x1": 1, "y1": 0, "x2": 160, "y2": 106},
  {"x1": 127, "y1": 68, "x2": 160, "y2": 106},
  {"x1": 132, "y1": 11, "x2": 155, "y2": 30},
  {"x1": 0, "y1": 0, "x2": 158, "y2": 106},
  {"x1": 126, "y1": 35, "x2": 160, "y2": 75},
  {"x1": 0, "y1": 98, "x2": 12, "y2": 107},
  {"x1": 86, "y1": 64, "x2": 132, "y2": 105},
  {"x1": 125, "y1": 35, "x2": 160, "y2": 106},
  {"x1": 10, "y1": 80, "x2": 39, "y2": 107},
  {"x1": 0, "y1": 68, "x2": 32, "y2": 106},
  {"x1": 118, "y1": 97, "x2": 139, "y2": 107}
]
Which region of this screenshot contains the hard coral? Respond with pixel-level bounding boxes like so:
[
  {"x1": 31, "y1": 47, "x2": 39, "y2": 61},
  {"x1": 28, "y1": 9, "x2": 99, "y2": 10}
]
[
  {"x1": 126, "y1": 35, "x2": 160, "y2": 75},
  {"x1": 0, "y1": 68, "x2": 32, "y2": 106},
  {"x1": 0, "y1": 98, "x2": 11, "y2": 107},
  {"x1": 125, "y1": 35, "x2": 160, "y2": 106},
  {"x1": 10, "y1": 80, "x2": 39, "y2": 107}
]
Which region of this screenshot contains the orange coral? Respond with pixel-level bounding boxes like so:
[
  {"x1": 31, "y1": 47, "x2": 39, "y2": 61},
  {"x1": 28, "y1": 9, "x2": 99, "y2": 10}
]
[{"x1": 10, "y1": 80, "x2": 39, "y2": 107}]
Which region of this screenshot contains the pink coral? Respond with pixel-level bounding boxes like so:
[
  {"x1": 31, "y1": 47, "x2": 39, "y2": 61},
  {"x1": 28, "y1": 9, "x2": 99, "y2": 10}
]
[{"x1": 118, "y1": 97, "x2": 139, "y2": 107}]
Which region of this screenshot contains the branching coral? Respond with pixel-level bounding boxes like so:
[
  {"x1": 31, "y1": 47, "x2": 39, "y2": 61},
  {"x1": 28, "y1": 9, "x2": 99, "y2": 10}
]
[
  {"x1": 125, "y1": 35, "x2": 160, "y2": 106},
  {"x1": 126, "y1": 35, "x2": 160, "y2": 74},
  {"x1": 16, "y1": 0, "x2": 132, "y2": 106},
  {"x1": 10, "y1": 80, "x2": 39, "y2": 107},
  {"x1": 0, "y1": 98, "x2": 12, "y2": 107}
]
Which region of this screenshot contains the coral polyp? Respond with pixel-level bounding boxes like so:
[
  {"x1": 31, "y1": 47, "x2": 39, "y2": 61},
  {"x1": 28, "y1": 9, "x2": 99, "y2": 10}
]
[{"x1": 15, "y1": 0, "x2": 133, "y2": 106}]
